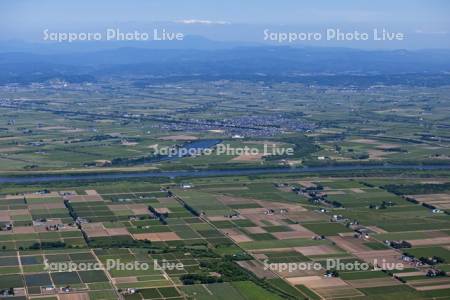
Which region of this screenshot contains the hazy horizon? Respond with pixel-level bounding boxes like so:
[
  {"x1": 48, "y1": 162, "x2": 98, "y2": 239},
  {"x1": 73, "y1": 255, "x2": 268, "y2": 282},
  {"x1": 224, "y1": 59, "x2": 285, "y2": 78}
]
[{"x1": 1, "y1": 0, "x2": 449, "y2": 50}]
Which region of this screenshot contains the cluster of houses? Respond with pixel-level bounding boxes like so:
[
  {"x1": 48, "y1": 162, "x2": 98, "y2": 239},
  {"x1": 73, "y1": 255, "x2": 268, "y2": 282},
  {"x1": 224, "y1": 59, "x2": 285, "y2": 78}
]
[
  {"x1": 368, "y1": 201, "x2": 395, "y2": 210},
  {"x1": 34, "y1": 189, "x2": 51, "y2": 195},
  {"x1": 75, "y1": 217, "x2": 89, "y2": 225},
  {"x1": 263, "y1": 208, "x2": 288, "y2": 216},
  {"x1": 152, "y1": 113, "x2": 315, "y2": 137},
  {"x1": 401, "y1": 254, "x2": 447, "y2": 276},
  {"x1": 426, "y1": 269, "x2": 446, "y2": 277},
  {"x1": 353, "y1": 227, "x2": 371, "y2": 239},
  {"x1": 33, "y1": 218, "x2": 67, "y2": 231},
  {"x1": 181, "y1": 183, "x2": 193, "y2": 189},
  {"x1": 43, "y1": 285, "x2": 71, "y2": 293},
  {"x1": 0, "y1": 288, "x2": 14, "y2": 297},
  {"x1": 324, "y1": 270, "x2": 339, "y2": 278},
  {"x1": 291, "y1": 184, "x2": 337, "y2": 207},
  {"x1": 128, "y1": 215, "x2": 139, "y2": 221},
  {"x1": 224, "y1": 212, "x2": 240, "y2": 219},
  {"x1": 385, "y1": 240, "x2": 412, "y2": 249},
  {"x1": 121, "y1": 288, "x2": 138, "y2": 295},
  {"x1": 401, "y1": 254, "x2": 424, "y2": 267},
  {"x1": 331, "y1": 214, "x2": 345, "y2": 222},
  {"x1": 46, "y1": 224, "x2": 64, "y2": 231},
  {"x1": 0, "y1": 223, "x2": 13, "y2": 231}
]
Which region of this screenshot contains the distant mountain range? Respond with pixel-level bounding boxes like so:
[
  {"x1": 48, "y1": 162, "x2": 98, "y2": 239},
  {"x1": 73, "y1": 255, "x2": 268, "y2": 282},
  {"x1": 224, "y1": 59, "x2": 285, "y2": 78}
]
[{"x1": 1, "y1": 38, "x2": 450, "y2": 86}]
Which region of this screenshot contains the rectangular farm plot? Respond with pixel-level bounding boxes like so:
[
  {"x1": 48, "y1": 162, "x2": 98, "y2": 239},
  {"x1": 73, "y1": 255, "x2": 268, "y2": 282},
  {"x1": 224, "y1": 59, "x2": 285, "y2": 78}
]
[
  {"x1": 218, "y1": 182, "x2": 304, "y2": 202},
  {"x1": 325, "y1": 188, "x2": 404, "y2": 208},
  {"x1": 240, "y1": 237, "x2": 330, "y2": 251},
  {"x1": 175, "y1": 190, "x2": 233, "y2": 216},
  {"x1": 82, "y1": 222, "x2": 131, "y2": 238},
  {"x1": 410, "y1": 193, "x2": 450, "y2": 209},
  {"x1": 24, "y1": 273, "x2": 52, "y2": 288},
  {"x1": 133, "y1": 232, "x2": 181, "y2": 242},
  {"x1": 0, "y1": 274, "x2": 24, "y2": 289},
  {"x1": 271, "y1": 224, "x2": 316, "y2": 240},
  {"x1": 287, "y1": 276, "x2": 363, "y2": 299},
  {"x1": 51, "y1": 272, "x2": 83, "y2": 286},
  {"x1": 302, "y1": 223, "x2": 353, "y2": 236},
  {"x1": 2, "y1": 174, "x2": 449, "y2": 300},
  {"x1": 0, "y1": 227, "x2": 85, "y2": 250}
]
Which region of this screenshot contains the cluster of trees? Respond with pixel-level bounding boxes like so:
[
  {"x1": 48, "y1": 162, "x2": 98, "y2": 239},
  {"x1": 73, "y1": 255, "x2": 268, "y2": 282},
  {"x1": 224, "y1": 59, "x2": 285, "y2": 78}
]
[
  {"x1": 0, "y1": 288, "x2": 14, "y2": 296},
  {"x1": 419, "y1": 256, "x2": 445, "y2": 265},
  {"x1": 64, "y1": 200, "x2": 78, "y2": 221},
  {"x1": 110, "y1": 154, "x2": 164, "y2": 167},
  {"x1": 180, "y1": 274, "x2": 223, "y2": 285},
  {"x1": 179, "y1": 258, "x2": 297, "y2": 300},
  {"x1": 28, "y1": 241, "x2": 66, "y2": 250},
  {"x1": 330, "y1": 200, "x2": 343, "y2": 208},
  {"x1": 88, "y1": 236, "x2": 153, "y2": 249},
  {"x1": 266, "y1": 135, "x2": 319, "y2": 161},
  {"x1": 369, "y1": 201, "x2": 396, "y2": 209},
  {"x1": 404, "y1": 197, "x2": 419, "y2": 204},
  {"x1": 422, "y1": 202, "x2": 437, "y2": 210},
  {"x1": 426, "y1": 269, "x2": 447, "y2": 277},
  {"x1": 148, "y1": 205, "x2": 168, "y2": 225},
  {"x1": 381, "y1": 147, "x2": 407, "y2": 153},
  {"x1": 351, "y1": 152, "x2": 370, "y2": 160},
  {"x1": 383, "y1": 183, "x2": 450, "y2": 195},
  {"x1": 197, "y1": 260, "x2": 249, "y2": 282},
  {"x1": 390, "y1": 240, "x2": 412, "y2": 249},
  {"x1": 183, "y1": 203, "x2": 199, "y2": 217}
]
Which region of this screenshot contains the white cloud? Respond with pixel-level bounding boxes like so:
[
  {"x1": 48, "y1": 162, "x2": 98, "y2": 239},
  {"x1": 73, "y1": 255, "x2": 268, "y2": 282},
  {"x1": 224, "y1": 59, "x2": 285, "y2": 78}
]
[
  {"x1": 176, "y1": 19, "x2": 230, "y2": 25},
  {"x1": 415, "y1": 29, "x2": 448, "y2": 35}
]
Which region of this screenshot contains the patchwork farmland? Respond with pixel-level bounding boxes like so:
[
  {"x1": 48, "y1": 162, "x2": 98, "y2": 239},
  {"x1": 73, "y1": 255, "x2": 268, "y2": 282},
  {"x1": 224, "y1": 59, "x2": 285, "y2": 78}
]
[{"x1": 0, "y1": 174, "x2": 449, "y2": 299}]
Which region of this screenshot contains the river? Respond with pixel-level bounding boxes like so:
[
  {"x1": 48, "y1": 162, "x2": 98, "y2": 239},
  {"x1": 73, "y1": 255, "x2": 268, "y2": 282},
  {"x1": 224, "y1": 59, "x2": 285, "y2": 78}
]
[{"x1": 1, "y1": 164, "x2": 449, "y2": 184}]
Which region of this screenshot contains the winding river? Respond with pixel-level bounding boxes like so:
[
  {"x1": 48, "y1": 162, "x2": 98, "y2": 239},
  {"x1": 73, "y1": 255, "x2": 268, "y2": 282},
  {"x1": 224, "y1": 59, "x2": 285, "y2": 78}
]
[{"x1": 1, "y1": 164, "x2": 449, "y2": 184}]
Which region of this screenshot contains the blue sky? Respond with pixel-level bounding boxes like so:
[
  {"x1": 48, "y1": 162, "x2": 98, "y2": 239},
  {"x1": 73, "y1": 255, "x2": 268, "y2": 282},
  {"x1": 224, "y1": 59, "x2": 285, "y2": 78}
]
[
  {"x1": 1, "y1": 0, "x2": 449, "y2": 49},
  {"x1": 1, "y1": 0, "x2": 449, "y2": 24}
]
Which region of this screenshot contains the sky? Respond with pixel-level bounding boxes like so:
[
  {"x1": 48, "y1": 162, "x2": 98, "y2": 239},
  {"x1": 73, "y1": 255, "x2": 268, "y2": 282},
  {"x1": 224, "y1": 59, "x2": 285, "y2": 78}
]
[{"x1": 0, "y1": 0, "x2": 449, "y2": 49}]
